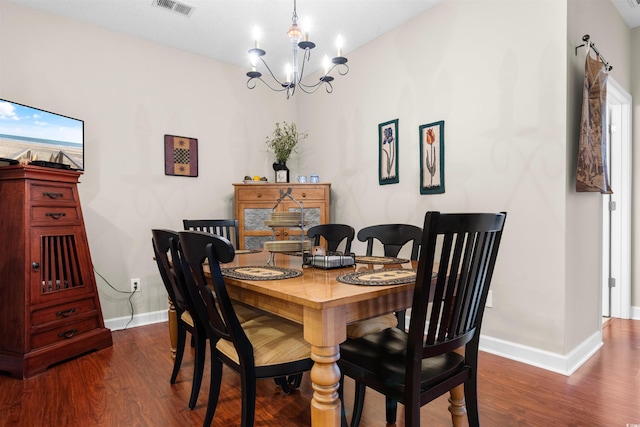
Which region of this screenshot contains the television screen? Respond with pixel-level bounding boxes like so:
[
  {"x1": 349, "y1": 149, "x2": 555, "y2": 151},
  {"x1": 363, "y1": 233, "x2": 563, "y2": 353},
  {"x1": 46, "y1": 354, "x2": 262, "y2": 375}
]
[{"x1": 0, "y1": 98, "x2": 84, "y2": 170}]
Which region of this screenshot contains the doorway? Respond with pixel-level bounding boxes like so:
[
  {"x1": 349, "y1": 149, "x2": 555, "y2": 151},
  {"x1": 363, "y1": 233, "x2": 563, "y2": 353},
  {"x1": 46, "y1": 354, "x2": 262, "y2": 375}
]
[{"x1": 601, "y1": 78, "x2": 631, "y2": 319}]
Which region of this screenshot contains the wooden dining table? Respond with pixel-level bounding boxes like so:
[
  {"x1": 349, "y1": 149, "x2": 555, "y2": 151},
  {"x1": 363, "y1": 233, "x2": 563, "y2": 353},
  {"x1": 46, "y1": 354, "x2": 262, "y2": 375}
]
[{"x1": 166, "y1": 250, "x2": 466, "y2": 427}]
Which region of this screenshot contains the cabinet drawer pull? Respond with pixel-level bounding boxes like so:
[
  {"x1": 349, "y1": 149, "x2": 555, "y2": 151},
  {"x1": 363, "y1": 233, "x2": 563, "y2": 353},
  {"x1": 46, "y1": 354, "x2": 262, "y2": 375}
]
[
  {"x1": 45, "y1": 212, "x2": 67, "y2": 219},
  {"x1": 56, "y1": 308, "x2": 77, "y2": 318},
  {"x1": 43, "y1": 192, "x2": 64, "y2": 199},
  {"x1": 301, "y1": 192, "x2": 307, "y2": 197},
  {"x1": 58, "y1": 329, "x2": 78, "y2": 339},
  {"x1": 257, "y1": 193, "x2": 263, "y2": 198}
]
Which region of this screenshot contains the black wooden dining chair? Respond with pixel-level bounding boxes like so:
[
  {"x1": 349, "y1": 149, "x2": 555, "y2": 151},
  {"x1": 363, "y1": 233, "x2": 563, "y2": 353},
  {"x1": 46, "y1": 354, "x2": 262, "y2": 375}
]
[
  {"x1": 183, "y1": 219, "x2": 240, "y2": 249},
  {"x1": 152, "y1": 229, "x2": 206, "y2": 409},
  {"x1": 357, "y1": 223, "x2": 423, "y2": 261},
  {"x1": 307, "y1": 223, "x2": 355, "y2": 253},
  {"x1": 339, "y1": 212, "x2": 507, "y2": 427},
  {"x1": 177, "y1": 230, "x2": 313, "y2": 427}
]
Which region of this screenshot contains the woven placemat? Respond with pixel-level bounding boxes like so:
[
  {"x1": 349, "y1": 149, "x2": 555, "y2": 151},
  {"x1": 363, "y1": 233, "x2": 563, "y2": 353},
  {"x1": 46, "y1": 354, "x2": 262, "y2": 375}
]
[
  {"x1": 221, "y1": 265, "x2": 303, "y2": 281},
  {"x1": 354, "y1": 255, "x2": 409, "y2": 265},
  {"x1": 337, "y1": 268, "x2": 417, "y2": 286}
]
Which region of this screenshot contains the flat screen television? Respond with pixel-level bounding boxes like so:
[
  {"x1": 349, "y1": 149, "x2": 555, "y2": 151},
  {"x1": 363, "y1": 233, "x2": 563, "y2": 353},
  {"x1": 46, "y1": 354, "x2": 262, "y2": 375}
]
[{"x1": 0, "y1": 98, "x2": 84, "y2": 170}]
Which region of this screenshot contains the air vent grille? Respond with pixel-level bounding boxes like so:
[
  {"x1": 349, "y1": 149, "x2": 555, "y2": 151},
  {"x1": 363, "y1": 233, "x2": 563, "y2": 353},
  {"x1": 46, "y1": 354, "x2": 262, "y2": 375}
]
[
  {"x1": 627, "y1": 0, "x2": 640, "y2": 8},
  {"x1": 151, "y1": 0, "x2": 194, "y2": 17}
]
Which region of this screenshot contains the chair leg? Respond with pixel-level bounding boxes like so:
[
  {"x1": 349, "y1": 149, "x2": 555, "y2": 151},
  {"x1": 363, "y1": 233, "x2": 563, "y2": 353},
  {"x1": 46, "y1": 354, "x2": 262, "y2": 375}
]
[
  {"x1": 350, "y1": 381, "x2": 366, "y2": 427},
  {"x1": 240, "y1": 372, "x2": 257, "y2": 427},
  {"x1": 274, "y1": 376, "x2": 292, "y2": 394},
  {"x1": 463, "y1": 376, "x2": 480, "y2": 427},
  {"x1": 395, "y1": 309, "x2": 406, "y2": 331},
  {"x1": 338, "y1": 373, "x2": 348, "y2": 427},
  {"x1": 171, "y1": 325, "x2": 187, "y2": 384},
  {"x1": 385, "y1": 397, "x2": 398, "y2": 424},
  {"x1": 189, "y1": 331, "x2": 207, "y2": 409},
  {"x1": 203, "y1": 348, "x2": 223, "y2": 427},
  {"x1": 289, "y1": 373, "x2": 303, "y2": 389}
]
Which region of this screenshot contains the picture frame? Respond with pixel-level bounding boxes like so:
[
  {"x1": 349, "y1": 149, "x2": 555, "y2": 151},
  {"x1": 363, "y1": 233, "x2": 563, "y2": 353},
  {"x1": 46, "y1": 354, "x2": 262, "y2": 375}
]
[
  {"x1": 419, "y1": 120, "x2": 445, "y2": 194},
  {"x1": 378, "y1": 119, "x2": 399, "y2": 185},
  {"x1": 164, "y1": 134, "x2": 198, "y2": 177},
  {"x1": 275, "y1": 169, "x2": 289, "y2": 183}
]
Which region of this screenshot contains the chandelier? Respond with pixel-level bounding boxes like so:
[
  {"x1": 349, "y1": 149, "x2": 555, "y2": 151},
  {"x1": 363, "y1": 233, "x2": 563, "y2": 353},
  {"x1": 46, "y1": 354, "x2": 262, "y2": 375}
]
[{"x1": 246, "y1": 0, "x2": 349, "y2": 99}]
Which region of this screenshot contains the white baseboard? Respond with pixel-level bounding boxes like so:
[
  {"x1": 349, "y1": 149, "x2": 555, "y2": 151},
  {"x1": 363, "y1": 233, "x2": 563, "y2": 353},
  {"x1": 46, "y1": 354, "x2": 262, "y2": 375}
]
[
  {"x1": 104, "y1": 309, "x2": 168, "y2": 331},
  {"x1": 479, "y1": 329, "x2": 603, "y2": 376},
  {"x1": 630, "y1": 305, "x2": 640, "y2": 320}
]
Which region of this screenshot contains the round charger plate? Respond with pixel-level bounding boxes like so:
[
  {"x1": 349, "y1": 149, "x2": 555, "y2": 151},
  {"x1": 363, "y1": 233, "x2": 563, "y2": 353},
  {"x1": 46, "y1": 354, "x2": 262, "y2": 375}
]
[
  {"x1": 337, "y1": 268, "x2": 417, "y2": 286},
  {"x1": 221, "y1": 265, "x2": 303, "y2": 280},
  {"x1": 234, "y1": 249, "x2": 261, "y2": 255},
  {"x1": 354, "y1": 255, "x2": 409, "y2": 265}
]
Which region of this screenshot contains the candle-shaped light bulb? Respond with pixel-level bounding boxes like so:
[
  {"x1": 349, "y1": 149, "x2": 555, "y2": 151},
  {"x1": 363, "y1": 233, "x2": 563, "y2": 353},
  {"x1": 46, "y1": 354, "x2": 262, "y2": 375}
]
[
  {"x1": 336, "y1": 35, "x2": 344, "y2": 57},
  {"x1": 252, "y1": 26, "x2": 261, "y2": 49},
  {"x1": 285, "y1": 63, "x2": 292, "y2": 83},
  {"x1": 323, "y1": 55, "x2": 330, "y2": 75},
  {"x1": 249, "y1": 52, "x2": 258, "y2": 70},
  {"x1": 302, "y1": 18, "x2": 310, "y2": 41}
]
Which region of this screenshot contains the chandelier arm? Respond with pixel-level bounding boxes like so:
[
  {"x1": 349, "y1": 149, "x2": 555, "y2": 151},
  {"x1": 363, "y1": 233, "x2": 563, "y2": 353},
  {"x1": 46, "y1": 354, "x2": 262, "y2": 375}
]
[
  {"x1": 247, "y1": 76, "x2": 290, "y2": 92},
  {"x1": 258, "y1": 56, "x2": 287, "y2": 87}
]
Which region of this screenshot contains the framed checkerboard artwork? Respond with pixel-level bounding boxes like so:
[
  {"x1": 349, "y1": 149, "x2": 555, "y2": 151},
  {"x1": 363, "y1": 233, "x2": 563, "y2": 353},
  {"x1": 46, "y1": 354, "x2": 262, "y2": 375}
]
[{"x1": 164, "y1": 134, "x2": 198, "y2": 177}]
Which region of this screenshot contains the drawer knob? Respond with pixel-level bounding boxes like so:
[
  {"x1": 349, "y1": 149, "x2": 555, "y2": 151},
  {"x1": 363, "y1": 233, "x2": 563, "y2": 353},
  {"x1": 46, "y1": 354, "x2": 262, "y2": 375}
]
[
  {"x1": 257, "y1": 193, "x2": 263, "y2": 198},
  {"x1": 43, "y1": 192, "x2": 64, "y2": 199},
  {"x1": 32, "y1": 262, "x2": 40, "y2": 271},
  {"x1": 45, "y1": 212, "x2": 66, "y2": 219},
  {"x1": 58, "y1": 329, "x2": 78, "y2": 339},
  {"x1": 301, "y1": 192, "x2": 307, "y2": 197},
  {"x1": 56, "y1": 308, "x2": 77, "y2": 318}
]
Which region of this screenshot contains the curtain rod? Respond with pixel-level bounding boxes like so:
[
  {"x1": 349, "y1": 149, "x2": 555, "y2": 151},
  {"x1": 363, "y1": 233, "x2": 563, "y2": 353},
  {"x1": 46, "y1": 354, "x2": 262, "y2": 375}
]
[{"x1": 575, "y1": 34, "x2": 613, "y2": 71}]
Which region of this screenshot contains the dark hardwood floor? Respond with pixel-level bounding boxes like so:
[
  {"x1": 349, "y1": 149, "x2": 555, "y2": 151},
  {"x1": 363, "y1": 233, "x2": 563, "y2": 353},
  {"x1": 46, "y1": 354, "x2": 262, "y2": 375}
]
[{"x1": 1, "y1": 318, "x2": 638, "y2": 426}]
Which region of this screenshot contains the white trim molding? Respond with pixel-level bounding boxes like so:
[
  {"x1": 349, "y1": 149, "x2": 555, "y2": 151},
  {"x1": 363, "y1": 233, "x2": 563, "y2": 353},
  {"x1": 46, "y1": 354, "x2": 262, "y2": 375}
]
[
  {"x1": 479, "y1": 330, "x2": 603, "y2": 376},
  {"x1": 105, "y1": 309, "x2": 168, "y2": 331}
]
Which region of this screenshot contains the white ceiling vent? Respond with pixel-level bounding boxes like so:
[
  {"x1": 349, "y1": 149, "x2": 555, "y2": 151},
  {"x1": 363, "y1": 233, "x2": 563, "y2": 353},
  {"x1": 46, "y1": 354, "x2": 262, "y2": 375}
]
[
  {"x1": 151, "y1": 0, "x2": 195, "y2": 17},
  {"x1": 627, "y1": 0, "x2": 640, "y2": 7}
]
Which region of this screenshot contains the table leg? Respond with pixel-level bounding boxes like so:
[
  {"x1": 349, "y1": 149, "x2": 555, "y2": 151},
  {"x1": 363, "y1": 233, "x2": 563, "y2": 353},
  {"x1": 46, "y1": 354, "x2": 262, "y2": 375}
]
[
  {"x1": 167, "y1": 296, "x2": 177, "y2": 359},
  {"x1": 310, "y1": 345, "x2": 341, "y2": 427},
  {"x1": 304, "y1": 306, "x2": 346, "y2": 427},
  {"x1": 448, "y1": 385, "x2": 466, "y2": 427}
]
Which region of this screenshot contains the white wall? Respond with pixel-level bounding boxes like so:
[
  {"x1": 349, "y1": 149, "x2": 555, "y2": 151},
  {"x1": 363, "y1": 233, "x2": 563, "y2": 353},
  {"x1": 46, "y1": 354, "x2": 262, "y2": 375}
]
[
  {"x1": 0, "y1": 0, "x2": 636, "y2": 372},
  {"x1": 0, "y1": 0, "x2": 296, "y2": 321},
  {"x1": 632, "y1": 26, "x2": 640, "y2": 314}
]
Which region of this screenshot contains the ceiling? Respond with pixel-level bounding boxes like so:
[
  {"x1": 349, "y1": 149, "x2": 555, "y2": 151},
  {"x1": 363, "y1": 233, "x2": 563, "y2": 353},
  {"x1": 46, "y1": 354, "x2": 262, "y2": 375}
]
[{"x1": 6, "y1": 0, "x2": 640, "y2": 75}]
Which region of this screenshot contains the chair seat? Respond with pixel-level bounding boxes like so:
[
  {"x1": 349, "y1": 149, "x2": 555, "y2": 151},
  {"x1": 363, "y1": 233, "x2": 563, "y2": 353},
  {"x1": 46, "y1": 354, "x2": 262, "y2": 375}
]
[
  {"x1": 180, "y1": 310, "x2": 195, "y2": 327},
  {"x1": 234, "y1": 302, "x2": 265, "y2": 324},
  {"x1": 216, "y1": 315, "x2": 310, "y2": 366},
  {"x1": 346, "y1": 313, "x2": 398, "y2": 339},
  {"x1": 340, "y1": 327, "x2": 466, "y2": 395}
]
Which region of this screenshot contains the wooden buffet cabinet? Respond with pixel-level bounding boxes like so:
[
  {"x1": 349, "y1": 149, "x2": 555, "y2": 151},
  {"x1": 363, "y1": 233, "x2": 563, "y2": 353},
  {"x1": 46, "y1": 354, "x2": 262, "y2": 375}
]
[
  {"x1": 0, "y1": 165, "x2": 112, "y2": 378},
  {"x1": 233, "y1": 182, "x2": 331, "y2": 249}
]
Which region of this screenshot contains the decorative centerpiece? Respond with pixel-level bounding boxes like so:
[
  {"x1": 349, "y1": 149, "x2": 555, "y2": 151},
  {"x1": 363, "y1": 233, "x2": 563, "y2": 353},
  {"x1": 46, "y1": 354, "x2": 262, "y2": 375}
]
[{"x1": 265, "y1": 121, "x2": 308, "y2": 183}]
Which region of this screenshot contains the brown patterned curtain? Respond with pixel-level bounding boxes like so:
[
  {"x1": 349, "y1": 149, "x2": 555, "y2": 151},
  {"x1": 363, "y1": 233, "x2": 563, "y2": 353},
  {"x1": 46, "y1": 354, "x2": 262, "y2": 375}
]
[{"x1": 576, "y1": 53, "x2": 611, "y2": 193}]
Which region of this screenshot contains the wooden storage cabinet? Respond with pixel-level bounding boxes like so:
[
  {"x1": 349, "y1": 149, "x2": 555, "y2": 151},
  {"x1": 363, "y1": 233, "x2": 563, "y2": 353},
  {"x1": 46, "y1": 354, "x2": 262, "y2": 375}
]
[
  {"x1": 0, "y1": 165, "x2": 112, "y2": 378},
  {"x1": 233, "y1": 183, "x2": 331, "y2": 249}
]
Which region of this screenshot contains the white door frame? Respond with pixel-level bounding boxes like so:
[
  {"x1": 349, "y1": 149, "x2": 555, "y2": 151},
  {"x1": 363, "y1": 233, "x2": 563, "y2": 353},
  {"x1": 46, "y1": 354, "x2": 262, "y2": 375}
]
[{"x1": 601, "y1": 77, "x2": 632, "y2": 319}]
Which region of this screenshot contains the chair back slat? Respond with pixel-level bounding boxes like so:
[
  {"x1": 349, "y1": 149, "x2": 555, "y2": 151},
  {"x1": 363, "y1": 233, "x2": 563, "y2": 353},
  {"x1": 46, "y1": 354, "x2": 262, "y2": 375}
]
[
  {"x1": 152, "y1": 229, "x2": 188, "y2": 311},
  {"x1": 183, "y1": 219, "x2": 240, "y2": 249}
]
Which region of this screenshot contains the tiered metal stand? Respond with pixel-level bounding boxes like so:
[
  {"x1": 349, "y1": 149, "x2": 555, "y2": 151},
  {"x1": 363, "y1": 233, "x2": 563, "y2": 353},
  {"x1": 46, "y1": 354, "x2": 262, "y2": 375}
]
[{"x1": 264, "y1": 188, "x2": 309, "y2": 265}]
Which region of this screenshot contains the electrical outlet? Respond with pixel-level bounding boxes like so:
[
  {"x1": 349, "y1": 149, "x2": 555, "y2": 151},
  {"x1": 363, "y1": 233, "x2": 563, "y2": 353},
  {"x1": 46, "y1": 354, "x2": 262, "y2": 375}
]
[
  {"x1": 486, "y1": 290, "x2": 493, "y2": 308},
  {"x1": 131, "y1": 278, "x2": 140, "y2": 293}
]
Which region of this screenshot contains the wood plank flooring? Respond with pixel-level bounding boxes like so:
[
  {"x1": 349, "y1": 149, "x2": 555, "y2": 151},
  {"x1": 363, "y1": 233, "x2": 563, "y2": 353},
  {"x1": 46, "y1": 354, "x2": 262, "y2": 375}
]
[{"x1": 1, "y1": 318, "x2": 638, "y2": 426}]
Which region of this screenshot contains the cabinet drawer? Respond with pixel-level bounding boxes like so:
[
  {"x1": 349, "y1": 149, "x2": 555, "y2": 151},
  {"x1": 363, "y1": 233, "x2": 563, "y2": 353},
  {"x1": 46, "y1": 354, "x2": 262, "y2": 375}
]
[
  {"x1": 31, "y1": 206, "x2": 81, "y2": 225},
  {"x1": 32, "y1": 298, "x2": 97, "y2": 327},
  {"x1": 30, "y1": 183, "x2": 77, "y2": 204},
  {"x1": 31, "y1": 316, "x2": 100, "y2": 349},
  {"x1": 236, "y1": 186, "x2": 326, "y2": 202}
]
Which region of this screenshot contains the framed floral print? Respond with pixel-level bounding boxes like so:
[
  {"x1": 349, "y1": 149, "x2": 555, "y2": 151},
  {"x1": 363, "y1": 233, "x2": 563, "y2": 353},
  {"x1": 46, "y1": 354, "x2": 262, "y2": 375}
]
[
  {"x1": 419, "y1": 121, "x2": 444, "y2": 194},
  {"x1": 378, "y1": 119, "x2": 399, "y2": 185}
]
